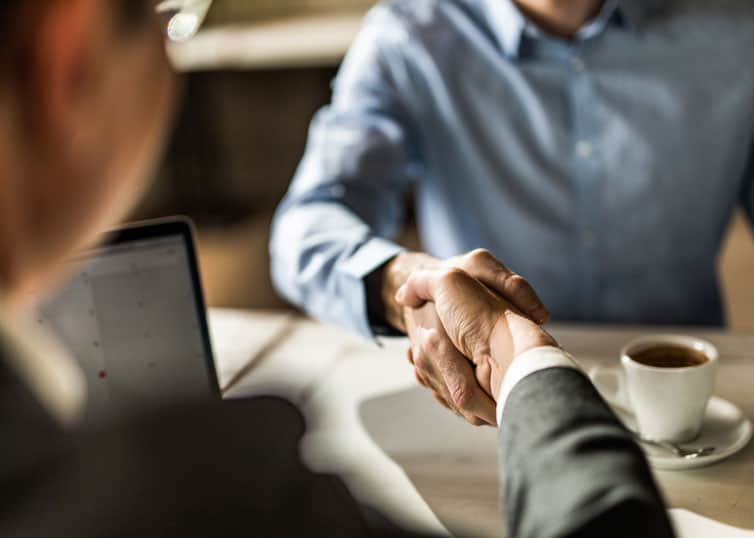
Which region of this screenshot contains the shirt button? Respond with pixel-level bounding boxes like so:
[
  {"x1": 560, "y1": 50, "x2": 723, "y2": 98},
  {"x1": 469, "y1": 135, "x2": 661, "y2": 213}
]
[
  {"x1": 576, "y1": 140, "x2": 593, "y2": 158},
  {"x1": 571, "y1": 56, "x2": 586, "y2": 72}
]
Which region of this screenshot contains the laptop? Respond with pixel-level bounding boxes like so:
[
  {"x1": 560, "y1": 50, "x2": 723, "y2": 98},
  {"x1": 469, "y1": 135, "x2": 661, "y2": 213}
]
[{"x1": 39, "y1": 217, "x2": 220, "y2": 426}]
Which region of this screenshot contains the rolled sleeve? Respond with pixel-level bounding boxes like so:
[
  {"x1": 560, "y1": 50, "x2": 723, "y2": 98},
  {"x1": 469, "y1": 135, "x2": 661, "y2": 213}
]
[
  {"x1": 337, "y1": 237, "x2": 406, "y2": 338},
  {"x1": 339, "y1": 237, "x2": 406, "y2": 283},
  {"x1": 270, "y1": 6, "x2": 421, "y2": 340},
  {"x1": 270, "y1": 200, "x2": 406, "y2": 339}
]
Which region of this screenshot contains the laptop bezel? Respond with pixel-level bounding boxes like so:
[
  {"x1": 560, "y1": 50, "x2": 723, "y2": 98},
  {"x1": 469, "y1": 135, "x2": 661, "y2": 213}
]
[{"x1": 98, "y1": 216, "x2": 221, "y2": 398}]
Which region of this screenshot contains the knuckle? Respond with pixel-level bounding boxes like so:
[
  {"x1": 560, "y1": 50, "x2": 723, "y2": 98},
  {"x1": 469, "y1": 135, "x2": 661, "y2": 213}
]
[
  {"x1": 405, "y1": 272, "x2": 421, "y2": 289},
  {"x1": 413, "y1": 350, "x2": 431, "y2": 372},
  {"x1": 439, "y1": 267, "x2": 467, "y2": 288},
  {"x1": 466, "y1": 248, "x2": 492, "y2": 266},
  {"x1": 502, "y1": 273, "x2": 530, "y2": 294},
  {"x1": 414, "y1": 370, "x2": 427, "y2": 387},
  {"x1": 421, "y1": 329, "x2": 444, "y2": 356}
]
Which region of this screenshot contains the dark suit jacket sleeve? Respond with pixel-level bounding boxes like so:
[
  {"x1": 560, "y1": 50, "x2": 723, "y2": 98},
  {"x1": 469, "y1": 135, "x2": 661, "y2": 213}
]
[{"x1": 500, "y1": 367, "x2": 676, "y2": 538}]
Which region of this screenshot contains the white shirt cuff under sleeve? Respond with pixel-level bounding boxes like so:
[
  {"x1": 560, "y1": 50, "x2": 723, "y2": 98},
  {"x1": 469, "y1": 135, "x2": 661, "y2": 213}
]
[{"x1": 496, "y1": 346, "x2": 582, "y2": 427}]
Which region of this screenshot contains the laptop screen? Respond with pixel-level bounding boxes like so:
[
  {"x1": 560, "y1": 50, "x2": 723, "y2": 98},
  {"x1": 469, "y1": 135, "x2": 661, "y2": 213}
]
[{"x1": 39, "y1": 221, "x2": 218, "y2": 425}]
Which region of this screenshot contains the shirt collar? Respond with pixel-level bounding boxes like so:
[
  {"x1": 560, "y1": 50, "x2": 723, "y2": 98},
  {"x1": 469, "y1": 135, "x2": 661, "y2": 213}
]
[
  {"x1": 484, "y1": 0, "x2": 527, "y2": 58},
  {"x1": 483, "y1": 0, "x2": 657, "y2": 58}
]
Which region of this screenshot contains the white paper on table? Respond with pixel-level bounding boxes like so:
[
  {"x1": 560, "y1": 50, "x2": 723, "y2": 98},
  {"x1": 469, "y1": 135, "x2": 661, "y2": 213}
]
[
  {"x1": 208, "y1": 308, "x2": 294, "y2": 391},
  {"x1": 301, "y1": 338, "x2": 450, "y2": 536},
  {"x1": 670, "y1": 509, "x2": 754, "y2": 538}
]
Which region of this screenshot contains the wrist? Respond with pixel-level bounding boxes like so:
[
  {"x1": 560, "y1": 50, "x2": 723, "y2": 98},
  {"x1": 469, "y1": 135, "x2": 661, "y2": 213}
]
[
  {"x1": 381, "y1": 251, "x2": 440, "y2": 332},
  {"x1": 488, "y1": 314, "x2": 559, "y2": 399},
  {"x1": 489, "y1": 312, "x2": 558, "y2": 372}
]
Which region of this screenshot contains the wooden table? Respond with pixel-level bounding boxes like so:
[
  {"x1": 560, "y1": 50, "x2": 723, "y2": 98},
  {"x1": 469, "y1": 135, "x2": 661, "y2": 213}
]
[{"x1": 209, "y1": 309, "x2": 754, "y2": 537}]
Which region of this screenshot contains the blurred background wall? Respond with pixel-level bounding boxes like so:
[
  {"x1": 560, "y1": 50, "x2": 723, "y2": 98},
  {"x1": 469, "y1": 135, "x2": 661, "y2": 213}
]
[{"x1": 132, "y1": 0, "x2": 754, "y2": 330}]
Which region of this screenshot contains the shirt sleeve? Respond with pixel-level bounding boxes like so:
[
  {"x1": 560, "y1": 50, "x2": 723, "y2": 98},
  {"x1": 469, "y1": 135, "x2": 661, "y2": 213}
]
[
  {"x1": 496, "y1": 346, "x2": 582, "y2": 427},
  {"x1": 270, "y1": 6, "x2": 421, "y2": 339}
]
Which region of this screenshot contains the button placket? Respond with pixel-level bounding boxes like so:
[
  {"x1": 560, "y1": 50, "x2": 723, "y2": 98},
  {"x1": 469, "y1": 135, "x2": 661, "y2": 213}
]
[{"x1": 568, "y1": 47, "x2": 602, "y2": 317}]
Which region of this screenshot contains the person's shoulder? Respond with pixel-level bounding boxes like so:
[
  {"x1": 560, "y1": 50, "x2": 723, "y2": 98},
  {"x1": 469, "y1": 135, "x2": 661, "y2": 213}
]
[{"x1": 663, "y1": 0, "x2": 754, "y2": 46}]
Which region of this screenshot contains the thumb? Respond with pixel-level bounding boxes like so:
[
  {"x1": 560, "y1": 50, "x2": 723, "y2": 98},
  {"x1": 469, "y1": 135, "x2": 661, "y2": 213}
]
[
  {"x1": 459, "y1": 250, "x2": 550, "y2": 324},
  {"x1": 395, "y1": 270, "x2": 437, "y2": 308}
]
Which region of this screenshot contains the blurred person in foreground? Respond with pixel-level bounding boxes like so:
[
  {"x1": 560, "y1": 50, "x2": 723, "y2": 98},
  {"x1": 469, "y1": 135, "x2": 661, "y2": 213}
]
[
  {"x1": 0, "y1": 1, "x2": 377, "y2": 536},
  {"x1": 271, "y1": 0, "x2": 754, "y2": 426},
  {"x1": 0, "y1": 0, "x2": 674, "y2": 537}
]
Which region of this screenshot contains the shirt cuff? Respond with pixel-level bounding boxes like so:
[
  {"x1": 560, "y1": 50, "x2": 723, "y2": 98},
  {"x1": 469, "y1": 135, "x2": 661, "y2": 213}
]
[
  {"x1": 338, "y1": 237, "x2": 405, "y2": 340},
  {"x1": 496, "y1": 346, "x2": 582, "y2": 427}
]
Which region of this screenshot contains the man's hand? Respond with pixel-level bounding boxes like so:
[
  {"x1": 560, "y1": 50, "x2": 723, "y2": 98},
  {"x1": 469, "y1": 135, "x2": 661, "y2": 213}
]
[
  {"x1": 402, "y1": 301, "x2": 498, "y2": 425},
  {"x1": 396, "y1": 267, "x2": 557, "y2": 401},
  {"x1": 381, "y1": 250, "x2": 549, "y2": 333},
  {"x1": 380, "y1": 249, "x2": 550, "y2": 426}
]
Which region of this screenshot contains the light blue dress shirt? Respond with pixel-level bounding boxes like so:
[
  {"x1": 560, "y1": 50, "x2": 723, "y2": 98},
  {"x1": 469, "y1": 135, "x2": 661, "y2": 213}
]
[{"x1": 271, "y1": 0, "x2": 754, "y2": 337}]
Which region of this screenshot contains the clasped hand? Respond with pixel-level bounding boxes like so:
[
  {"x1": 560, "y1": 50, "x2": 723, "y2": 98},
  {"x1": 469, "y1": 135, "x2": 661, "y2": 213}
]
[{"x1": 383, "y1": 249, "x2": 556, "y2": 426}]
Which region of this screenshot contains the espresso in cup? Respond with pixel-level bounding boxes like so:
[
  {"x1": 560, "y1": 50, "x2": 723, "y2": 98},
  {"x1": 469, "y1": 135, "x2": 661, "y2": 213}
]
[
  {"x1": 629, "y1": 345, "x2": 709, "y2": 369},
  {"x1": 620, "y1": 335, "x2": 718, "y2": 443}
]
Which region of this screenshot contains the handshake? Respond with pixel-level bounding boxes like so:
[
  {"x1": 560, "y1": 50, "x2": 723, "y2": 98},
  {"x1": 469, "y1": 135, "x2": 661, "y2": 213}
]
[{"x1": 382, "y1": 249, "x2": 558, "y2": 426}]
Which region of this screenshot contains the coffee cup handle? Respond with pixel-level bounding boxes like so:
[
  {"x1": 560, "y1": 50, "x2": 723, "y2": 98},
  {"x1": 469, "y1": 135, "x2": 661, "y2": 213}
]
[{"x1": 587, "y1": 367, "x2": 628, "y2": 407}]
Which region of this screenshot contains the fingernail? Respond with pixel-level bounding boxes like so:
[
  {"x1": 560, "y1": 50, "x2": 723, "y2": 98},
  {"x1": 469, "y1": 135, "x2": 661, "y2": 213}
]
[{"x1": 530, "y1": 306, "x2": 550, "y2": 324}]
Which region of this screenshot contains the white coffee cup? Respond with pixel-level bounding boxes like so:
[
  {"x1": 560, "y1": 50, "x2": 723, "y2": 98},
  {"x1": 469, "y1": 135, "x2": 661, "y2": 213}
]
[
  {"x1": 617, "y1": 335, "x2": 719, "y2": 443},
  {"x1": 591, "y1": 335, "x2": 719, "y2": 443}
]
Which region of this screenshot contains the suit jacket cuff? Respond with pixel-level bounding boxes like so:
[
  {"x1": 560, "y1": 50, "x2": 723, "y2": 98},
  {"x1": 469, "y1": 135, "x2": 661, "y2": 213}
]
[{"x1": 496, "y1": 346, "x2": 581, "y2": 427}]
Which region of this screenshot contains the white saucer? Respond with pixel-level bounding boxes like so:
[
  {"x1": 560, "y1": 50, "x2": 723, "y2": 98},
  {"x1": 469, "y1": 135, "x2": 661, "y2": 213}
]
[{"x1": 607, "y1": 396, "x2": 753, "y2": 470}]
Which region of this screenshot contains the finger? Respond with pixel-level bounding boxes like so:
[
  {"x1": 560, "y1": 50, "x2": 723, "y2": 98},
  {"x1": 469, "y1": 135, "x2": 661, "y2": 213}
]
[
  {"x1": 474, "y1": 357, "x2": 495, "y2": 399},
  {"x1": 407, "y1": 315, "x2": 447, "y2": 396},
  {"x1": 418, "y1": 367, "x2": 456, "y2": 415},
  {"x1": 413, "y1": 346, "x2": 447, "y2": 399},
  {"x1": 407, "y1": 304, "x2": 494, "y2": 425},
  {"x1": 440, "y1": 355, "x2": 496, "y2": 425},
  {"x1": 433, "y1": 392, "x2": 451, "y2": 410},
  {"x1": 395, "y1": 270, "x2": 435, "y2": 308},
  {"x1": 452, "y1": 369, "x2": 496, "y2": 426},
  {"x1": 462, "y1": 249, "x2": 550, "y2": 324},
  {"x1": 414, "y1": 361, "x2": 439, "y2": 391},
  {"x1": 396, "y1": 268, "x2": 466, "y2": 308},
  {"x1": 415, "y1": 370, "x2": 428, "y2": 387},
  {"x1": 425, "y1": 327, "x2": 497, "y2": 426}
]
